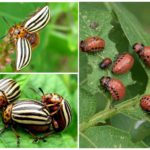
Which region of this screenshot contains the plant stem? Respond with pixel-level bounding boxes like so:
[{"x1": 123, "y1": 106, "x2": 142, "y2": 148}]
[
  {"x1": 80, "y1": 96, "x2": 140, "y2": 132},
  {"x1": 144, "y1": 69, "x2": 150, "y2": 94}
]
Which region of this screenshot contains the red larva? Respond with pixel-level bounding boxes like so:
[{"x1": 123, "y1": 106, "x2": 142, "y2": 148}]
[
  {"x1": 100, "y1": 76, "x2": 126, "y2": 100},
  {"x1": 112, "y1": 53, "x2": 134, "y2": 74},
  {"x1": 99, "y1": 58, "x2": 112, "y2": 69},
  {"x1": 80, "y1": 36, "x2": 105, "y2": 52},
  {"x1": 133, "y1": 43, "x2": 150, "y2": 67},
  {"x1": 140, "y1": 95, "x2": 150, "y2": 112}
]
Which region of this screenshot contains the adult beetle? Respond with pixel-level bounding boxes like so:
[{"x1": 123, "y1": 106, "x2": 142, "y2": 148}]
[
  {"x1": 1, "y1": 100, "x2": 53, "y2": 146},
  {"x1": 39, "y1": 88, "x2": 72, "y2": 132},
  {"x1": 8, "y1": 6, "x2": 50, "y2": 70}
]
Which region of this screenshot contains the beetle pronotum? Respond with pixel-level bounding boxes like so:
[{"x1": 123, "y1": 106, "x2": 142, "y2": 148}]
[{"x1": 8, "y1": 5, "x2": 50, "y2": 71}]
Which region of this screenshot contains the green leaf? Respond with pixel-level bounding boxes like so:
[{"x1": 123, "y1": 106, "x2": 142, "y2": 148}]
[
  {"x1": 80, "y1": 2, "x2": 150, "y2": 147},
  {"x1": 131, "y1": 120, "x2": 150, "y2": 142},
  {"x1": 80, "y1": 126, "x2": 147, "y2": 148},
  {"x1": 79, "y1": 89, "x2": 97, "y2": 123},
  {"x1": 111, "y1": 3, "x2": 150, "y2": 45}
]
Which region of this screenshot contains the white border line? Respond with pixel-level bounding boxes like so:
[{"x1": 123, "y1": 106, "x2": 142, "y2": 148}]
[
  {"x1": 1, "y1": 0, "x2": 70, "y2": 1},
  {"x1": 77, "y1": 1, "x2": 79, "y2": 148},
  {"x1": 1, "y1": 72, "x2": 78, "y2": 75},
  {"x1": 80, "y1": 0, "x2": 150, "y2": 1},
  {"x1": 0, "y1": 0, "x2": 150, "y2": 2}
]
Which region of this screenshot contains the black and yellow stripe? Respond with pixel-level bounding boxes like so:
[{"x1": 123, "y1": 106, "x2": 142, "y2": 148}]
[
  {"x1": 16, "y1": 38, "x2": 32, "y2": 71},
  {"x1": 12, "y1": 100, "x2": 51, "y2": 125},
  {"x1": 24, "y1": 6, "x2": 50, "y2": 33},
  {"x1": 0, "y1": 78, "x2": 20, "y2": 103},
  {"x1": 61, "y1": 100, "x2": 72, "y2": 128},
  {"x1": 52, "y1": 99, "x2": 72, "y2": 131}
]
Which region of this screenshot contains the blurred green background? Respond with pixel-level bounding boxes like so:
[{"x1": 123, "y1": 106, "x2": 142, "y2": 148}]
[
  {"x1": 124, "y1": 3, "x2": 150, "y2": 33},
  {"x1": 0, "y1": 74, "x2": 77, "y2": 148},
  {"x1": 0, "y1": 2, "x2": 78, "y2": 72}
]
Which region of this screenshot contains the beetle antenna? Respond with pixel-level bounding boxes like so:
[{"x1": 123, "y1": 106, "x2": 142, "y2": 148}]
[
  {"x1": 2, "y1": 16, "x2": 11, "y2": 27},
  {"x1": 39, "y1": 88, "x2": 45, "y2": 96},
  {"x1": 29, "y1": 87, "x2": 41, "y2": 97},
  {"x1": 0, "y1": 16, "x2": 10, "y2": 40},
  {"x1": 0, "y1": 34, "x2": 8, "y2": 40}
]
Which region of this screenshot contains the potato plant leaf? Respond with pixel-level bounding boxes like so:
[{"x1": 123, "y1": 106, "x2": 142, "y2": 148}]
[{"x1": 80, "y1": 2, "x2": 150, "y2": 147}]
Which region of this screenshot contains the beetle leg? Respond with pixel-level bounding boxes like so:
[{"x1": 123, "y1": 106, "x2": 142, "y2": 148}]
[
  {"x1": 47, "y1": 103, "x2": 62, "y2": 116},
  {"x1": 50, "y1": 104, "x2": 61, "y2": 116},
  {"x1": 24, "y1": 128, "x2": 38, "y2": 142},
  {"x1": 25, "y1": 129, "x2": 54, "y2": 143},
  {"x1": 47, "y1": 103, "x2": 58, "y2": 107},
  {"x1": 24, "y1": 129, "x2": 45, "y2": 143},
  {"x1": 0, "y1": 124, "x2": 9, "y2": 135},
  {"x1": 50, "y1": 110, "x2": 58, "y2": 116},
  {"x1": 36, "y1": 130, "x2": 54, "y2": 141},
  {"x1": 47, "y1": 103, "x2": 59, "y2": 114},
  {"x1": 11, "y1": 125, "x2": 20, "y2": 147},
  {"x1": 33, "y1": 138, "x2": 39, "y2": 143}
]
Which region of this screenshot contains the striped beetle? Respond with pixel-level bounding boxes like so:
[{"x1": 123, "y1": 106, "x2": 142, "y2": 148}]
[
  {"x1": 1, "y1": 100, "x2": 53, "y2": 146},
  {"x1": 39, "y1": 88, "x2": 72, "y2": 132},
  {"x1": 0, "y1": 78, "x2": 20, "y2": 108},
  {"x1": 8, "y1": 6, "x2": 50, "y2": 71}
]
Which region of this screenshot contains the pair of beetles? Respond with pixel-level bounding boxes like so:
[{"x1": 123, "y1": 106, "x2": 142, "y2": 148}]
[
  {"x1": 0, "y1": 78, "x2": 72, "y2": 146},
  {"x1": 80, "y1": 36, "x2": 150, "y2": 112}
]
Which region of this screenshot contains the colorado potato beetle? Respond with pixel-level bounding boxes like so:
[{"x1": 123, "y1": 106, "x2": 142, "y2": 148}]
[
  {"x1": 140, "y1": 95, "x2": 150, "y2": 112},
  {"x1": 0, "y1": 78, "x2": 20, "y2": 108},
  {"x1": 39, "y1": 88, "x2": 72, "y2": 132},
  {"x1": 100, "y1": 76, "x2": 126, "y2": 100},
  {"x1": 8, "y1": 6, "x2": 50, "y2": 71},
  {"x1": 112, "y1": 53, "x2": 134, "y2": 74},
  {"x1": 1, "y1": 100, "x2": 53, "y2": 146},
  {"x1": 133, "y1": 43, "x2": 150, "y2": 67},
  {"x1": 99, "y1": 58, "x2": 112, "y2": 69},
  {"x1": 80, "y1": 36, "x2": 105, "y2": 53}
]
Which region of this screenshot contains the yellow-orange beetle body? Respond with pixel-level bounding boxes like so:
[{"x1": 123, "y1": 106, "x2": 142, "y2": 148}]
[{"x1": 8, "y1": 6, "x2": 50, "y2": 71}]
